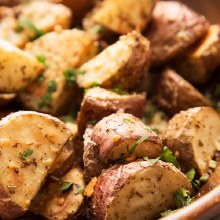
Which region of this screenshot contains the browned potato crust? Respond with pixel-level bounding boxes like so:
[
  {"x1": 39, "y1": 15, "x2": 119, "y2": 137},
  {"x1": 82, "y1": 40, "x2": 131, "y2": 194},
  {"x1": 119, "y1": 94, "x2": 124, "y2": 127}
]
[
  {"x1": 77, "y1": 87, "x2": 146, "y2": 136},
  {"x1": 152, "y1": 68, "x2": 211, "y2": 116},
  {"x1": 163, "y1": 107, "x2": 220, "y2": 175},
  {"x1": 77, "y1": 31, "x2": 151, "y2": 90},
  {"x1": 173, "y1": 25, "x2": 220, "y2": 84},
  {"x1": 0, "y1": 111, "x2": 72, "y2": 219},
  {"x1": 144, "y1": 1, "x2": 209, "y2": 67},
  {"x1": 30, "y1": 168, "x2": 85, "y2": 220},
  {"x1": 92, "y1": 160, "x2": 192, "y2": 220}
]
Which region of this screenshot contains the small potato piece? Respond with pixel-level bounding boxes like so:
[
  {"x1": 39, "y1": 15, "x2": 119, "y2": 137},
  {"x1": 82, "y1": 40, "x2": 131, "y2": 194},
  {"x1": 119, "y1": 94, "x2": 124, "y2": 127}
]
[
  {"x1": 144, "y1": 1, "x2": 209, "y2": 67},
  {"x1": 0, "y1": 2, "x2": 72, "y2": 48},
  {"x1": 77, "y1": 87, "x2": 146, "y2": 135},
  {"x1": 0, "y1": 93, "x2": 16, "y2": 107},
  {"x1": 163, "y1": 107, "x2": 220, "y2": 175},
  {"x1": 77, "y1": 31, "x2": 151, "y2": 90},
  {"x1": 0, "y1": 111, "x2": 72, "y2": 219},
  {"x1": 174, "y1": 25, "x2": 220, "y2": 84},
  {"x1": 30, "y1": 168, "x2": 85, "y2": 220},
  {"x1": 0, "y1": 39, "x2": 44, "y2": 93},
  {"x1": 84, "y1": 0, "x2": 157, "y2": 35},
  {"x1": 19, "y1": 29, "x2": 97, "y2": 115},
  {"x1": 152, "y1": 69, "x2": 211, "y2": 116},
  {"x1": 92, "y1": 160, "x2": 192, "y2": 220}
]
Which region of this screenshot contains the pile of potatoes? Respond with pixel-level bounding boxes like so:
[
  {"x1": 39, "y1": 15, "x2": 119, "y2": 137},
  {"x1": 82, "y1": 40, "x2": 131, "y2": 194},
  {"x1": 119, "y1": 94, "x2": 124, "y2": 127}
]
[{"x1": 0, "y1": 0, "x2": 220, "y2": 219}]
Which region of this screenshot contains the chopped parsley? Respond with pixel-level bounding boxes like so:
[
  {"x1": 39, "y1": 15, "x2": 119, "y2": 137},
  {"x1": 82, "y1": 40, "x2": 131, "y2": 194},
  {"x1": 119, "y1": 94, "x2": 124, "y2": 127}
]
[
  {"x1": 123, "y1": 117, "x2": 133, "y2": 123},
  {"x1": 20, "y1": 149, "x2": 33, "y2": 161},
  {"x1": 36, "y1": 73, "x2": 45, "y2": 83},
  {"x1": 38, "y1": 80, "x2": 57, "y2": 109},
  {"x1": 160, "y1": 209, "x2": 173, "y2": 217},
  {"x1": 185, "y1": 168, "x2": 196, "y2": 181},
  {"x1": 63, "y1": 68, "x2": 77, "y2": 87},
  {"x1": 74, "y1": 184, "x2": 83, "y2": 195},
  {"x1": 112, "y1": 87, "x2": 126, "y2": 95},
  {"x1": 60, "y1": 182, "x2": 73, "y2": 193},
  {"x1": 143, "y1": 157, "x2": 160, "y2": 165},
  {"x1": 90, "y1": 82, "x2": 99, "y2": 88},
  {"x1": 174, "y1": 188, "x2": 193, "y2": 208},
  {"x1": 37, "y1": 55, "x2": 46, "y2": 65},
  {"x1": 128, "y1": 135, "x2": 149, "y2": 155},
  {"x1": 15, "y1": 19, "x2": 45, "y2": 41}
]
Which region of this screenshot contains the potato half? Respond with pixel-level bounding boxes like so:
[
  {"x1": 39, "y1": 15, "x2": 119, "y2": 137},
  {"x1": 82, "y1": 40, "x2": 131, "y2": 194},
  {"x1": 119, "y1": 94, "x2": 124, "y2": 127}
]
[
  {"x1": 92, "y1": 160, "x2": 192, "y2": 220},
  {"x1": 77, "y1": 87, "x2": 146, "y2": 135},
  {"x1": 174, "y1": 25, "x2": 220, "y2": 84},
  {"x1": 83, "y1": 0, "x2": 157, "y2": 35},
  {"x1": 19, "y1": 29, "x2": 97, "y2": 115},
  {"x1": 152, "y1": 68, "x2": 211, "y2": 116},
  {"x1": 77, "y1": 31, "x2": 151, "y2": 90},
  {"x1": 30, "y1": 167, "x2": 85, "y2": 220},
  {"x1": 0, "y1": 111, "x2": 72, "y2": 219},
  {"x1": 0, "y1": 39, "x2": 44, "y2": 93},
  {"x1": 144, "y1": 0, "x2": 209, "y2": 67},
  {"x1": 163, "y1": 107, "x2": 220, "y2": 175}
]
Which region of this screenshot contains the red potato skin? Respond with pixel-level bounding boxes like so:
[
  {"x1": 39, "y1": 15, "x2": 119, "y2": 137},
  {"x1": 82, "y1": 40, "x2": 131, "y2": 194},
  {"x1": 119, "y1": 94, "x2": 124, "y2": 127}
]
[
  {"x1": 92, "y1": 113, "x2": 162, "y2": 160},
  {"x1": 77, "y1": 87, "x2": 146, "y2": 136},
  {"x1": 144, "y1": 1, "x2": 209, "y2": 67},
  {"x1": 152, "y1": 69, "x2": 211, "y2": 116}
]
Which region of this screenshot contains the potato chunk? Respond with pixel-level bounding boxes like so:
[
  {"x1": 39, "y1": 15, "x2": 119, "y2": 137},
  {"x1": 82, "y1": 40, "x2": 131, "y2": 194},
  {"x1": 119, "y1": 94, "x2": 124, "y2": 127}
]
[
  {"x1": 30, "y1": 168, "x2": 85, "y2": 220},
  {"x1": 19, "y1": 29, "x2": 97, "y2": 115},
  {"x1": 83, "y1": 0, "x2": 157, "y2": 35},
  {"x1": 174, "y1": 25, "x2": 220, "y2": 84},
  {"x1": 83, "y1": 113, "x2": 162, "y2": 182},
  {"x1": 77, "y1": 87, "x2": 146, "y2": 135},
  {"x1": 144, "y1": 1, "x2": 209, "y2": 67},
  {"x1": 163, "y1": 107, "x2": 220, "y2": 175},
  {"x1": 77, "y1": 31, "x2": 151, "y2": 90},
  {"x1": 0, "y1": 111, "x2": 72, "y2": 219},
  {"x1": 0, "y1": 39, "x2": 44, "y2": 92},
  {"x1": 0, "y1": 1, "x2": 72, "y2": 48},
  {"x1": 92, "y1": 160, "x2": 192, "y2": 220},
  {"x1": 152, "y1": 69, "x2": 211, "y2": 116}
]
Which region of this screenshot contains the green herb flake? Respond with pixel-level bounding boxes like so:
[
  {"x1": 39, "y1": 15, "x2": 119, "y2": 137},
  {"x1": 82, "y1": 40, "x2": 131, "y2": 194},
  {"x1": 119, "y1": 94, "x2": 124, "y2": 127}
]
[
  {"x1": 112, "y1": 87, "x2": 126, "y2": 95},
  {"x1": 90, "y1": 82, "x2": 99, "y2": 88},
  {"x1": 123, "y1": 117, "x2": 133, "y2": 123},
  {"x1": 48, "y1": 80, "x2": 57, "y2": 93},
  {"x1": 159, "y1": 146, "x2": 180, "y2": 169},
  {"x1": 200, "y1": 174, "x2": 209, "y2": 183},
  {"x1": 174, "y1": 188, "x2": 193, "y2": 208},
  {"x1": 36, "y1": 73, "x2": 45, "y2": 83},
  {"x1": 160, "y1": 209, "x2": 173, "y2": 217},
  {"x1": 37, "y1": 55, "x2": 46, "y2": 65},
  {"x1": 20, "y1": 149, "x2": 33, "y2": 161},
  {"x1": 186, "y1": 168, "x2": 196, "y2": 181},
  {"x1": 129, "y1": 135, "x2": 148, "y2": 155},
  {"x1": 74, "y1": 184, "x2": 83, "y2": 195},
  {"x1": 143, "y1": 156, "x2": 159, "y2": 165},
  {"x1": 63, "y1": 68, "x2": 77, "y2": 87},
  {"x1": 15, "y1": 19, "x2": 45, "y2": 40},
  {"x1": 60, "y1": 182, "x2": 73, "y2": 193}
]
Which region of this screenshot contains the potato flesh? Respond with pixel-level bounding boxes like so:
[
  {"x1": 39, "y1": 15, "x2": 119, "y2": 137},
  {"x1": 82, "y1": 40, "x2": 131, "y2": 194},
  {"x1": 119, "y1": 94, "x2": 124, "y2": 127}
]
[
  {"x1": 90, "y1": 0, "x2": 157, "y2": 34},
  {"x1": 30, "y1": 168, "x2": 85, "y2": 220},
  {"x1": 0, "y1": 111, "x2": 71, "y2": 209},
  {"x1": 0, "y1": 39, "x2": 43, "y2": 92}
]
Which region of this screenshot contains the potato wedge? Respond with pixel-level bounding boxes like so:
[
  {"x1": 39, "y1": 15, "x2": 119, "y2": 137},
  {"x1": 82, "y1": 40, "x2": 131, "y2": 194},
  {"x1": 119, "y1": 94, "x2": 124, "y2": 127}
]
[
  {"x1": 0, "y1": 39, "x2": 44, "y2": 93},
  {"x1": 163, "y1": 107, "x2": 220, "y2": 175},
  {"x1": 83, "y1": 113, "x2": 163, "y2": 181},
  {"x1": 144, "y1": 1, "x2": 209, "y2": 67},
  {"x1": 0, "y1": 1, "x2": 72, "y2": 48},
  {"x1": 92, "y1": 160, "x2": 192, "y2": 220},
  {"x1": 174, "y1": 25, "x2": 220, "y2": 84},
  {"x1": 19, "y1": 29, "x2": 97, "y2": 115},
  {"x1": 0, "y1": 93, "x2": 16, "y2": 107},
  {"x1": 152, "y1": 69, "x2": 211, "y2": 116},
  {"x1": 77, "y1": 87, "x2": 146, "y2": 135},
  {"x1": 83, "y1": 0, "x2": 157, "y2": 35},
  {"x1": 77, "y1": 31, "x2": 151, "y2": 90},
  {"x1": 30, "y1": 168, "x2": 85, "y2": 220},
  {"x1": 0, "y1": 111, "x2": 72, "y2": 219}
]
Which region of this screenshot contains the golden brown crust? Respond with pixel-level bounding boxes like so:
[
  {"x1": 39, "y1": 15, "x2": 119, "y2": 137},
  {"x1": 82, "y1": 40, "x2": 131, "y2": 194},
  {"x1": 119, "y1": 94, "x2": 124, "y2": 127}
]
[
  {"x1": 152, "y1": 68, "x2": 211, "y2": 116},
  {"x1": 77, "y1": 87, "x2": 146, "y2": 136},
  {"x1": 144, "y1": 1, "x2": 209, "y2": 67}
]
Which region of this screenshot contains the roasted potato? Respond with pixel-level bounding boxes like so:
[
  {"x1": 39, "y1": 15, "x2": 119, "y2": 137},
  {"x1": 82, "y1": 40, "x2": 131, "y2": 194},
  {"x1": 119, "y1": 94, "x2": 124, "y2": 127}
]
[
  {"x1": 144, "y1": 1, "x2": 209, "y2": 67},
  {"x1": 83, "y1": 113, "x2": 163, "y2": 181},
  {"x1": 83, "y1": 0, "x2": 157, "y2": 35},
  {"x1": 77, "y1": 31, "x2": 151, "y2": 90},
  {"x1": 0, "y1": 39, "x2": 44, "y2": 93},
  {"x1": 0, "y1": 93, "x2": 16, "y2": 107},
  {"x1": 77, "y1": 87, "x2": 146, "y2": 135},
  {"x1": 19, "y1": 29, "x2": 97, "y2": 115},
  {"x1": 163, "y1": 107, "x2": 220, "y2": 175},
  {"x1": 92, "y1": 160, "x2": 192, "y2": 220},
  {"x1": 0, "y1": 111, "x2": 71, "y2": 219},
  {"x1": 30, "y1": 167, "x2": 85, "y2": 220},
  {"x1": 0, "y1": 1, "x2": 72, "y2": 48},
  {"x1": 173, "y1": 25, "x2": 220, "y2": 84},
  {"x1": 152, "y1": 69, "x2": 211, "y2": 116}
]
